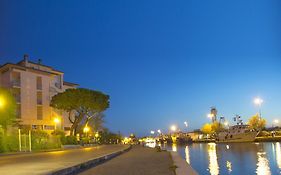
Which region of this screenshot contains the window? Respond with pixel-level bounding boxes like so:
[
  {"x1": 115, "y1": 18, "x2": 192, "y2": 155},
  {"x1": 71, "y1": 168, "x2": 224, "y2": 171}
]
[
  {"x1": 44, "y1": 125, "x2": 55, "y2": 130},
  {"x1": 36, "y1": 77, "x2": 42, "y2": 90},
  {"x1": 16, "y1": 104, "x2": 21, "y2": 118},
  {"x1": 37, "y1": 106, "x2": 43, "y2": 120},
  {"x1": 11, "y1": 88, "x2": 21, "y2": 103},
  {"x1": 11, "y1": 71, "x2": 21, "y2": 87},
  {"x1": 37, "y1": 91, "x2": 42, "y2": 105}
]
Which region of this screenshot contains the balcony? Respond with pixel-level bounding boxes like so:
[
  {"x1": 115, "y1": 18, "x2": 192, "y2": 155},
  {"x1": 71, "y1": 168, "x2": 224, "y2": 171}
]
[
  {"x1": 15, "y1": 96, "x2": 21, "y2": 104},
  {"x1": 11, "y1": 80, "x2": 21, "y2": 88},
  {"x1": 37, "y1": 84, "x2": 42, "y2": 90}
]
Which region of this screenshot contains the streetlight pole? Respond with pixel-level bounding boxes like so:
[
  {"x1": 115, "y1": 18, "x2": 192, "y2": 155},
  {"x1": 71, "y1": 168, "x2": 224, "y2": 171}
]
[
  {"x1": 54, "y1": 117, "x2": 60, "y2": 130},
  {"x1": 184, "y1": 121, "x2": 188, "y2": 132},
  {"x1": 254, "y1": 97, "x2": 263, "y2": 119}
]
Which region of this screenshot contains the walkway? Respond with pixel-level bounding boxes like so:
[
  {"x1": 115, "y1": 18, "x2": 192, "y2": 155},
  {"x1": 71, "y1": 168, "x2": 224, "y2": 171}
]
[
  {"x1": 79, "y1": 145, "x2": 174, "y2": 175},
  {"x1": 0, "y1": 145, "x2": 128, "y2": 175}
]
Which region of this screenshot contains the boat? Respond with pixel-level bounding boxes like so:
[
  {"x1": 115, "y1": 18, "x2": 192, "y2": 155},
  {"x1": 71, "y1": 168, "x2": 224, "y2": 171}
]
[{"x1": 217, "y1": 115, "x2": 259, "y2": 143}]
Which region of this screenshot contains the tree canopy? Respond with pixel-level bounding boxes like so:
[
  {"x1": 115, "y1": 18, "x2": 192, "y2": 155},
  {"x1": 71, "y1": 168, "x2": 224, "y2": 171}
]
[
  {"x1": 248, "y1": 114, "x2": 266, "y2": 131},
  {"x1": 50, "y1": 88, "x2": 110, "y2": 135},
  {"x1": 0, "y1": 88, "x2": 16, "y2": 131},
  {"x1": 201, "y1": 123, "x2": 212, "y2": 134},
  {"x1": 201, "y1": 121, "x2": 225, "y2": 135}
]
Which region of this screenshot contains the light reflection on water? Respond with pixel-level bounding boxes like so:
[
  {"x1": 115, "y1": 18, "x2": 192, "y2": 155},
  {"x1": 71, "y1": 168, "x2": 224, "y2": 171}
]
[
  {"x1": 161, "y1": 142, "x2": 281, "y2": 175},
  {"x1": 256, "y1": 152, "x2": 271, "y2": 175},
  {"x1": 172, "y1": 143, "x2": 177, "y2": 152},
  {"x1": 185, "y1": 145, "x2": 190, "y2": 164},
  {"x1": 275, "y1": 142, "x2": 281, "y2": 169},
  {"x1": 207, "y1": 143, "x2": 219, "y2": 175}
]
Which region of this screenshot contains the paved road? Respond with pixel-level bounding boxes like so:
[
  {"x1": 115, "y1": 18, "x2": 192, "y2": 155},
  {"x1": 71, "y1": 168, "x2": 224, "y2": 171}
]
[
  {"x1": 0, "y1": 145, "x2": 128, "y2": 175},
  {"x1": 79, "y1": 145, "x2": 174, "y2": 175}
]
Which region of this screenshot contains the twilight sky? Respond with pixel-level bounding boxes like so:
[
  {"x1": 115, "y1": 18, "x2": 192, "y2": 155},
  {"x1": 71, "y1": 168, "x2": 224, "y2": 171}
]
[{"x1": 0, "y1": 0, "x2": 281, "y2": 136}]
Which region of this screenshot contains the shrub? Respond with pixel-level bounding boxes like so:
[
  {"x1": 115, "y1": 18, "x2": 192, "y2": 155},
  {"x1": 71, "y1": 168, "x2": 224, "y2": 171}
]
[
  {"x1": 61, "y1": 136, "x2": 78, "y2": 145},
  {"x1": 0, "y1": 129, "x2": 19, "y2": 153},
  {"x1": 31, "y1": 130, "x2": 61, "y2": 150}
]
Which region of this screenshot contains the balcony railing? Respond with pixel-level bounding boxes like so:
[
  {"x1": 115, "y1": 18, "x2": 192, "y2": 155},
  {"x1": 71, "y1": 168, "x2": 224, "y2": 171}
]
[
  {"x1": 37, "y1": 84, "x2": 42, "y2": 90},
  {"x1": 11, "y1": 80, "x2": 21, "y2": 87}
]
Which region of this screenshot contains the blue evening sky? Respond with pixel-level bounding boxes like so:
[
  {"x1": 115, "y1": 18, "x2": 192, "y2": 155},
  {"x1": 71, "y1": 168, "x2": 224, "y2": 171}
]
[{"x1": 1, "y1": 0, "x2": 281, "y2": 136}]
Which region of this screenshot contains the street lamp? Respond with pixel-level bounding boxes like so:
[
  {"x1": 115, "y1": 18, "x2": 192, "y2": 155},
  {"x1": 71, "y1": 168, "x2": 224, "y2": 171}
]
[
  {"x1": 207, "y1": 114, "x2": 215, "y2": 123},
  {"x1": 184, "y1": 121, "x2": 188, "y2": 132},
  {"x1": 0, "y1": 96, "x2": 5, "y2": 109},
  {"x1": 53, "y1": 117, "x2": 60, "y2": 130},
  {"x1": 170, "y1": 125, "x2": 177, "y2": 132},
  {"x1": 83, "y1": 126, "x2": 90, "y2": 133},
  {"x1": 254, "y1": 97, "x2": 263, "y2": 118},
  {"x1": 273, "y1": 119, "x2": 279, "y2": 127},
  {"x1": 224, "y1": 122, "x2": 229, "y2": 128}
]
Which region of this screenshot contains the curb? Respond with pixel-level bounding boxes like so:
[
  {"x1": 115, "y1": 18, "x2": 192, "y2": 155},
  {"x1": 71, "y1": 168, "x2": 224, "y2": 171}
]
[
  {"x1": 169, "y1": 151, "x2": 198, "y2": 175},
  {"x1": 0, "y1": 145, "x2": 89, "y2": 157},
  {"x1": 48, "y1": 145, "x2": 132, "y2": 175}
]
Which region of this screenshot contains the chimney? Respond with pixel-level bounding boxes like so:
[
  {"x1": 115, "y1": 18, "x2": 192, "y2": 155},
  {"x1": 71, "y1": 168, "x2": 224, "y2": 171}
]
[{"x1": 23, "y1": 54, "x2": 29, "y2": 65}]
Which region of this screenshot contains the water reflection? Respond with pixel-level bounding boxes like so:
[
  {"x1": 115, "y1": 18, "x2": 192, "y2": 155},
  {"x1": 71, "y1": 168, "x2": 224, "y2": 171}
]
[
  {"x1": 275, "y1": 142, "x2": 281, "y2": 169},
  {"x1": 172, "y1": 143, "x2": 177, "y2": 152},
  {"x1": 226, "y1": 161, "x2": 232, "y2": 173},
  {"x1": 208, "y1": 143, "x2": 219, "y2": 175},
  {"x1": 162, "y1": 142, "x2": 280, "y2": 175},
  {"x1": 256, "y1": 152, "x2": 271, "y2": 175},
  {"x1": 185, "y1": 145, "x2": 190, "y2": 164}
]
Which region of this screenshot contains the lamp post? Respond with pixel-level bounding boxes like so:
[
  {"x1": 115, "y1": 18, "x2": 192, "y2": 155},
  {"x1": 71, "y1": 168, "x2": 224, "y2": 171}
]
[
  {"x1": 254, "y1": 97, "x2": 263, "y2": 119},
  {"x1": 184, "y1": 121, "x2": 188, "y2": 132},
  {"x1": 54, "y1": 117, "x2": 60, "y2": 130},
  {"x1": 207, "y1": 114, "x2": 214, "y2": 122},
  {"x1": 157, "y1": 129, "x2": 161, "y2": 134},
  {"x1": 224, "y1": 121, "x2": 229, "y2": 129},
  {"x1": 0, "y1": 96, "x2": 5, "y2": 109},
  {"x1": 170, "y1": 125, "x2": 177, "y2": 132},
  {"x1": 273, "y1": 119, "x2": 279, "y2": 127}
]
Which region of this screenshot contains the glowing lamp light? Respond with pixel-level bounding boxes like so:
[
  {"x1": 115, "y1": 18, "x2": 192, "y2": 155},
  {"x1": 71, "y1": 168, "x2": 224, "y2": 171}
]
[
  {"x1": 254, "y1": 97, "x2": 263, "y2": 106},
  {"x1": 95, "y1": 132, "x2": 99, "y2": 138},
  {"x1": 0, "y1": 96, "x2": 5, "y2": 108},
  {"x1": 208, "y1": 114, "x2": 214, "y2": 118},
  {"x1": 150, "y1": 130, "x2": 155, "y2": 134},
  {"x1": 224, "y1": 122, "x2": 228, "y2": 126},
  {"x1": 157, "y1": 129, "x2": 161, "y2": 134},
  {"x1": 54, "y1": 118, "x2": 60, "y2": 123},
  {"x1": 83, "y1": 126, "x2": 90, "y2": 133},
  {"x1": 274, "y1": 120, "x2": 279, "y2": 124},
  {"x1": 170, "y1": 125, "x2": 177, "y2": 132}
]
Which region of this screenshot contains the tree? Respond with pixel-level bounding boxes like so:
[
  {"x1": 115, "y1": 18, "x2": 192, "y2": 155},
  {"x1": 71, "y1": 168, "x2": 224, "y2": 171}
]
[
  {"x1": 0, "y1": 88, "x2": 16, "y2": 132},
  {"x1": 248, "y1": 114, "x2": 266, "y2": 131},
  {"x1": 201, "y1": 123, "x2": 212, "y2": 134},
  {"x1": 211, "y1": 121, "x2": 225, "y2": 133},
  {"x1": 87, "y1": 113, "x2": 105, "y2": 132},
  {"x1": 50, "y1": 88, "x2": 110, "y2": 135}
]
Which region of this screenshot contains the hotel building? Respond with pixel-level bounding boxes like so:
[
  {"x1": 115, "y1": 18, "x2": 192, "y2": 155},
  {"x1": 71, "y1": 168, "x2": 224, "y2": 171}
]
[{"x1": 0, "y1": 55, "x2": 78, "y2": 133}]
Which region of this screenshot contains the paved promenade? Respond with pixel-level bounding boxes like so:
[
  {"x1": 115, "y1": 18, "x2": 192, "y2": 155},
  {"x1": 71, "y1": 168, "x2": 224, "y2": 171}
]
[
  {"x1": 0, "y1": 144, "x2": 128, "y2": 175},
  {"x1": 79, "y1": 145, "x2": 174, "y2": 175}
]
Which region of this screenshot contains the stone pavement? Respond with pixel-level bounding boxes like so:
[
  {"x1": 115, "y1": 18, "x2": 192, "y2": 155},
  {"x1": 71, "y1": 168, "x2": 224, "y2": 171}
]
[{"x1": 79, "y1": 145, "x2": 174, "y2": 175}]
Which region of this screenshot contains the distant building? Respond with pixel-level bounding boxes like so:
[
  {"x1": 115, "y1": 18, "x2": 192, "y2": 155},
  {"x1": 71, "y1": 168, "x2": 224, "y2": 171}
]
[{"x1": 0, "y1": 55, "x2": 78, "y2": 134}]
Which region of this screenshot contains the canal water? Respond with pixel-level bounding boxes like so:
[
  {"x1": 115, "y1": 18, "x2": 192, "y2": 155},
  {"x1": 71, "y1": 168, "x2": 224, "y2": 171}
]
[{"x1": 161, "y1": 142, "x2": 281, "y2": 175}]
